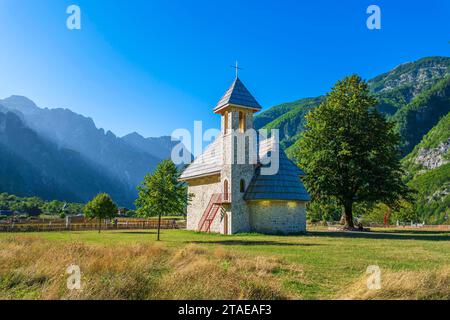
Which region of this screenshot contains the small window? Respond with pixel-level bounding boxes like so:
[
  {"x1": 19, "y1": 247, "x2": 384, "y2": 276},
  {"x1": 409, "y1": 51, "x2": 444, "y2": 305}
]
[
  {"x1": 240, "y1": 179, "x2": 245, "y2": 193},
  {"x1": 224, "y1": 111, "x2": 229, "y2": 134},
  {"x1": 239, "y1": 111, "x2": 246, "y2": 133}
]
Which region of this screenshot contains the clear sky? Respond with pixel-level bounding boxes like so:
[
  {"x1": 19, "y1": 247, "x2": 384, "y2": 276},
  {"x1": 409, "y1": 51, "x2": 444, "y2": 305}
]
[{"x1": 0, "y1": 0, "x2": 449, "y2": 138}]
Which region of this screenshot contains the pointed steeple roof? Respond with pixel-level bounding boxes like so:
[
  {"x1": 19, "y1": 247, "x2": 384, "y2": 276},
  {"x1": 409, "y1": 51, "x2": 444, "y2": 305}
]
[{"x1": 214, "y1": 77, "x2": 262, "y2": 113}]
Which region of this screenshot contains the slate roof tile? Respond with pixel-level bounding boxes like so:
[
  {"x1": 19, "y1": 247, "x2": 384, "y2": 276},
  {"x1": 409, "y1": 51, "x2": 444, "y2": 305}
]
[{"x1": 214, "y1": 77, "x2": 262, "y2": 112}]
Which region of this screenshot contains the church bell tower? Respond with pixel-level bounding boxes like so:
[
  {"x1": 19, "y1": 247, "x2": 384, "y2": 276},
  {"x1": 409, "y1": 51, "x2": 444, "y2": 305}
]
[{"x1": 213, "y1": 75, "x2": 262, "y2": 233}]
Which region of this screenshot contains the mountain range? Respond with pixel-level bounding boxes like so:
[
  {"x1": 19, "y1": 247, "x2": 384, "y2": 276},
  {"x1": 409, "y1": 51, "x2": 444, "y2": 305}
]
[
  {"x1": 402, "y1": 112, "x2": 449, "y2": 223},
  {"x1": 0, "y1": 96, "x2": 181, "y2": 207},
  {"x1": 1, "y1": 56, "x2": 448, "y2": 221},
  {"x1": 255, "y1": 57, "x2": 450, "y2": 156}
]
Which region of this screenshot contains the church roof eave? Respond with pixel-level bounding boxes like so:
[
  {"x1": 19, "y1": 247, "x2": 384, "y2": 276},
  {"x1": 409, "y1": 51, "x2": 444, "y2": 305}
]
[
  {"x1": 213, "y1": 103, "x2": 261, "y2": 114},
  {"x1": 179, "y1": 170, "x2": 221, "y2": 181}
]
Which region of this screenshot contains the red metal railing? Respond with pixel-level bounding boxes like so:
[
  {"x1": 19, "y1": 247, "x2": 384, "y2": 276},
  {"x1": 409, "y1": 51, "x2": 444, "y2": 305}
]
[{"x1": 198, "y1": 193, "x2": 230, "y2": 232}]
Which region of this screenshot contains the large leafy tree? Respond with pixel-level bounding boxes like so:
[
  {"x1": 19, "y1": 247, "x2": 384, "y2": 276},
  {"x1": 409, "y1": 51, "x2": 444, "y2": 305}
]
[
  {"x1": 135, "y1": 160, "x2": 192, "y2": 241},
  {"x1": 296, "y1": 75, "x2": 411, "y2": 229},
  {"x1": 83, "y1": 193, "x2": 118, "y2": 233}
]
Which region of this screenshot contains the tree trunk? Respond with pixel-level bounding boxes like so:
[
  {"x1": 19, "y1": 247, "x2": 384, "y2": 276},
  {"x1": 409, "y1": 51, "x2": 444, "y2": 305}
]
[
  {"x1": 339, "y1": 208, "x2": 346, "y2": 225},
  {"x1": 157, "y1": 213, "x2": 162, "y2": 241},
  {"x1": 98, "y1": 218, "x2": 101, "y2": 233},
  {"x1": 343, "y1": 201, "x2": 354, "y2": 229}
]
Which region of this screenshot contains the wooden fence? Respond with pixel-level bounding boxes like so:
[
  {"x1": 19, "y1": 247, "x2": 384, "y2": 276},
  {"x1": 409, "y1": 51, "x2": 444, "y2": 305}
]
[{"x1": 0, "y1": 218, "x2": 186, "y2": 233}]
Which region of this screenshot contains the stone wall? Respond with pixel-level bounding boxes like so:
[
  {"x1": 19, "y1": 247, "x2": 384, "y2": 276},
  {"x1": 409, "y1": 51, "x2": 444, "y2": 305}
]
[
  {"x1": 229, "y1": 163, "x2": 253, "y2": 233},
  {"x1": 228, "y1": 107, "x2": 256, "y2": 233},
  {"x1": 186, "y1": 175, "x2": 222, "y2": 232},
  {"x1": 248, "y1": 200, "x2": 307, "y2": 234}
]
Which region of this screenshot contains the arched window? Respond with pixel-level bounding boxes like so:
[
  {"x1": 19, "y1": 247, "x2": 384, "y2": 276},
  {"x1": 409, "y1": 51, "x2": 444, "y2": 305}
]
[
  {"x1": 240, "y1": 179, "x2": 245, "y2": 193},
  {"x1": 239, "y1": 111, "x2": 246, "y2": 133},
  {"x1": 223, "y1": 179, "x2": 229, "y2": 201}
]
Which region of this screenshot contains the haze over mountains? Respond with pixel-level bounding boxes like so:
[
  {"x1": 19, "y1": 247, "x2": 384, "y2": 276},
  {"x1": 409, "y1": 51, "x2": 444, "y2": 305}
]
[
  {"x1": 0, "y1": 96, "x2": 181, "y2": 207},
  {"x1": 0, "y1": 111, "x2": 131, "y2": 205}
]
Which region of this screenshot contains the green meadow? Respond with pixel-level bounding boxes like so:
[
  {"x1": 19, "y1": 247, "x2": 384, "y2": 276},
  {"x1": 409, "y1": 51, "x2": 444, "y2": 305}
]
[{"x1": 0, "y1": 229, "x2": 449, "y2": 300}]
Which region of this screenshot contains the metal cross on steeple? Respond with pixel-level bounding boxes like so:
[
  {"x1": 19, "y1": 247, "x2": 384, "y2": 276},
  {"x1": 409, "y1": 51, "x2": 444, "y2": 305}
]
[{"x1": 230, "y1": 61, "x2": 243, "y2": 78}]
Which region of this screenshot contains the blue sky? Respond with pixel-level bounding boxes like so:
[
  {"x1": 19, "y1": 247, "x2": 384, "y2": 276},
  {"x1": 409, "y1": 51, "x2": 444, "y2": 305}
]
[{"x1": 0, "y1": 0, "x2": 449, "y2": 138}]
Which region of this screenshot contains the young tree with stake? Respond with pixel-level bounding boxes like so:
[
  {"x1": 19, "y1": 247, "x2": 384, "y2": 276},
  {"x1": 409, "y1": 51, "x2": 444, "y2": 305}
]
[{"x1": 135, "y1": 160, "x2": 192, "y2": 241}]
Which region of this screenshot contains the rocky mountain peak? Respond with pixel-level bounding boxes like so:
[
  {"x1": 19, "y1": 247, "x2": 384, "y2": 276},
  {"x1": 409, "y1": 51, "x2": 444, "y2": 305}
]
[
  {"x1": 368, "y1": 57, "x2": 450, "y2": 102},
  {"x1": 1, "y1": 95, "x2": 40, "y2": 115},
  {"x1": 414, "y1": 138, "x2": 450, "y2": 170}
]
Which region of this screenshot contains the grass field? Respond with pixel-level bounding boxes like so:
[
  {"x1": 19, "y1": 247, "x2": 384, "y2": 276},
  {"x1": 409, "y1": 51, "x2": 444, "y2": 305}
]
[{"x1": 0, "y1": 229, "x2": 449, "y2": 300}]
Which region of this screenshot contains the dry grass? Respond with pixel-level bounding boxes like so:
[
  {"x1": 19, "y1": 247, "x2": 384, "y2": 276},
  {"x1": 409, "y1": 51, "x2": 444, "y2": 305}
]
[
  {"x1": 1, "y1": 230, "x2": 448, "y2": 300},
  {"x1": 159, "y1": 244, "x2": 307, "y2": 299},
  {"x1": 0, "y1": 236, "x2": 303, "y2": 300},
  {"x1": 337, "y1": 267, "x2": 450, "y2": 300}
]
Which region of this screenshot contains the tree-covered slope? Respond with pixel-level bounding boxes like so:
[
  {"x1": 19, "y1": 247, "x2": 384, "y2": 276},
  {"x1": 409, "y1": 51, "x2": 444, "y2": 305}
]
[
  {"x1": 392, "y1": 75, "x2": 450, "y2": 155},
  {"x1": 0, "y1": 143, "x2": 75, "y2": 202},
  {"x1": 402, "y1": 112, "x2": 450, "y2": 223},
  {"x1": 369, "y1": 57, "x2": 450, "y2": 93},
  {"x1": 256, "y1": 56, "x2": 450, "y2": 154},
  {"x1": 368, "y1": 56, "x2": 450, "y2": 115},
  {"x1": 258, "y1": 97, "x2": 324, "y2": 149},
  {"x1": 254, "y1": 98, "x2": 318, "y2": 129}
]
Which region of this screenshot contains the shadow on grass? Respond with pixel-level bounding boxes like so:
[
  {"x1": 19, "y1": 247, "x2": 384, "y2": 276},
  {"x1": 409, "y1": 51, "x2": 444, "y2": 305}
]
[
  {"x1": 187, "y1": 240, "x2": 323, "y2": 246},
  {"x1": 307, "y1": 230, "x2": 450, "y2": 241},
  {"x1": 373, "y1": 229, "x2": 450, "y2": 235}
]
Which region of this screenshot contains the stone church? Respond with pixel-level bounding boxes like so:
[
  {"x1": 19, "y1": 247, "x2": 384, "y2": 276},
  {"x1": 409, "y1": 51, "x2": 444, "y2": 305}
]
[{"x1": 180, "y1": 77, "x2": 310, "y2": 234}]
